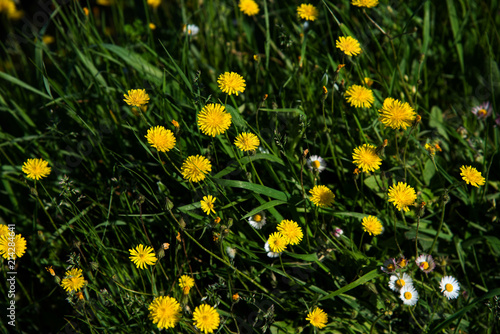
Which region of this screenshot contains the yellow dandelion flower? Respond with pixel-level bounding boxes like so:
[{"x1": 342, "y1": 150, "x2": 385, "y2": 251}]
[
  {"x1": 76, "y1": 291, "x2": 85, "y2": 300},
  {"x1": 0, "y1": 234, "x2": 27, "y2": 260},
  {"x1": 22, "y1": 158, "x2": 51, "y2": 180},
  {"x1": 309, "y1": 185, "x2": 335, "y2": 207},
  {"x1": 306, "y1": 307, "x2": 328, "y2": 329},
  {"x1": 181, "y1": 155, "x2": 212, "y2": 183},
  {"x1": 148, "y1": 296, "x2": 181, "y2": 329},
  {"x1": 364, "y1": 77, "x2": 374, "y2": 86},
  {"x1": 145, "y1": 126, "x2": 176, "y2": 152},
  {"x1": 171, "y1": 119, "x2": 180, "y2": 128},
  {"x1": 268, "y1": 232, "x2": 287, "y2": 253},
  {"x1": 239, "y1": 0, "x2": 259, "y2": 16},
  {"x1": 352, "y1": 0, "x2": 379, "y2": 8},
  {"x1": 61, "y1": 268, "x2": 85, "y2": 292},
  {"x1": 297, "y1": 4, "x2": 319, "y2": 21},
  {"x1": 0, "y1": 0, "x2": 23, "y2": 20},
  {"x1": 362, "y1": 216, "x2": 383, "y2": 236},
  {"x1": 378, "y1": 97, "x2": 416, "y2": 130},
  {"x1": 336, "y1": 36, "x2": 361, "y2": 56},
  {"x1": 388, "y1": 182, "x2": 417, "y2": 212},
  {"x1": 0, "y1": 224, "x2": 10, "y2": 238},
  {"x1": 179, "y1": 275, "x2": 195, "y2": 294},
  {"x1": 147, "y1": 0, "x2": 161, "y2": 8},
  {"x1": 200, "y1": 195, "x2": 216, "y2": 215},
  {"x1": 217, "y1": 72, "x2": 246, "y2": 96},
  {"x1": 193, "y1": 304, "x2": 220, "y2": 334},
  {"x1": 197, "y1": 103, "x2": 232, "y2": 137},
  {"x1": 234, "y1": 132, "x2": 260, "y2": 151},
  {"x1": 123, "y1": 89, "x2": 150, "y2": 107},
  {"x1": 460, "y1": 165, "x2": 485, "y2": 187},
  {"x1": 352, "y1": 144, "x2": 382, "y2": 172},
  {"x1": 149, "y1": 22, "x2": 156, "y2": 30},
  {"x1": 232, "y1": 293, "x2": 240, "y2": 301},
  {"x1": 83, "y1": 7, "x2": 89, "y2": 15},
  {"x1": 129, "y1": 244, "x2": 157, "y2": 269},
  {"x1": 277, "y1": 220, "x2": 303, "y2": 245},
  {"x1": 345, "y1": 85, "x2": 374, "y2": 108},
  {"x1": 45, "y1": 266, "x2": 56, "y2": 276}
]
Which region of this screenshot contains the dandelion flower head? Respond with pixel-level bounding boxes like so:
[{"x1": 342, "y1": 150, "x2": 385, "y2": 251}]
[
  {"x1": 198, "y1": 103, "x2": 232, "y2": 137},
  {"x1": 277, "y1": 220, "x2": 303, "y2": 245},
  {"x1": 145, "y1": 126, "x2": 176, "y2": 152},
  {"x1": 129, "y1": 244, "x2": 157, "y2": 269},
  {"x1": 0, "y1": 234, "x2": 27, "y2": 260},
  {"x1": 148, "y1": 296, "x2": 181, "y2": 329},
  {"x1": 309, "y1": 185, "x2": 335, "y2": 207},
  {"x1": 352, "y1": 144, "x2": 382, "y2": 172},
  {"x1": 389, "y1": 272, "x2": 413, "y2": 292},
  {"x1": 239, "y1": 0, "x2": 259, "y2": 16},
  {"x1": 336, "y1": 36, "x2": 361, "y2": 56},
  {"x1": 306, "y1": 307, "x2": 328, "y2": 329},
  {"x1": 297, "y1": 4, "x2": 319, "y2": 21},
  {"x1": 471, "y1": 101, "x2": 492, "y2": 119},
  {"x1": 22, "y1": 158, "x2": 51, "y2": 180},
  {"x1": 307, "y1": 155, "x2": 326, "y2": 173},
  {"x1": 400, "y1": 285, "x2": 419, "y2": 306},
  {"x1": 0, "y1": 225, "x2": 9, "y2": 238},
  {"x1": 181, "y1": 155, "x2": 212, "y2": 183},
  {"x1": 147, "y1": 0, "x2": 161, "y2": 8},
  {"x1": 218, "y1": 72, "x2": 246, "y2": 96},
  {"x1": 234, "y1": 132, "x2": 260, "y2": 151},
  {"x1": 123, "y1": 89, "x2": 150, "y2": 107},
  {"x1": 440, "y1": 276, "x2": 460, "y2": 300},
  {"x1": 200, "y1": 195, "x2": 216, "y2": 215},
  {"x1": 179, "y1": 275, "x2": 195, "y2": 294},
  {"x1": 378, "y1": 97, "x2": 416, "y2": 130},
  {"x1": 362, "y1": 215, "x2": 383, "y2": 236},
  {"x1": 415, "y1": 254, "x2": 436, "y2": 273},
  {"x1": 267, "y1": 232, "x2": 287, "y2": 253},
  {"x1": 388, "y1": 182, "x2": 417, "y2": 212},
  {"x1": 460, "y1": 165, "x2": 485, "y2": 187},
  {"x1": 248, "y1": 211, "x2": 266, "y2": 229},
  {"x1": 61, "y1": 268, "x2": 85, "y2": 292},
  {"x1": 352, "y1": 0, "x2": 379, "y2": 8},
  {"x1": 193, "y1": 304, "x2": 220, "y2": 334},
  {"x1": 345, "y1": 85, "x2": 374, "y2": 108}
]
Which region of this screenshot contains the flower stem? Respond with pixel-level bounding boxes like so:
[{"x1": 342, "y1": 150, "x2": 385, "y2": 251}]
[{"x1": 429, "y1": 192, "x2": 448, "y2": 255}]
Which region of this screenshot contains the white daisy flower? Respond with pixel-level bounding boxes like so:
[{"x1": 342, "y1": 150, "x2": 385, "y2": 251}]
[
  {"x1": 264, "y1": 241, "x2": 280, "y2": 258},
  {"x1": 381, "y1": 258, "x2": 397, "y2": 274},
  {"x1": 471, "y1": 101, "x2": 492, "y2": 119},
  {"x1": 388, "y1": 272, "x2": 413, "y2": 292},
  {"x1": 307, "y1": 155, "x2": 327, "y2": 173},
  {"x1": 183, "y1": 24, "x2": 199, "y2": 36},
  {"x1": 248, "y1": 211, "x2": 266, "y2": 229},
  {"x1": 333, "y1": 227, "x2": 343, "y2": 238},
  {"x1": 226, "y1": 246, "x2": 236, "y2": 260},
  {"x1": 440, "y1": 276, "x2": 460, "y2": 300},
  {"x1": 400, "y1": 285, "x2": 419, "y2": 306},
  {"x1": 415, "y1": 254, "x2": 436, "y2": 273}
]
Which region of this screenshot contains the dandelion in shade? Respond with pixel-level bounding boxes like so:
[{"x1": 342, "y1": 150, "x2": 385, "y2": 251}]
[
  {"x1": 381, "y1": 258, "x2": 397, "y2": 274},
  {"x1": 239, "y1": 0, "x2": 259, "y2": 16},
  {"x1": 148, "y1": 296, "x2": 181, "y2": 329},
  {"x1": 378, "y1": 97, "x2": 416, "y2": 130},
  {"x1": 129, "y1": 244, "x2": 157, "y2": 269},
  {"x1": 248, "y1": 211, "x2": 266, "y2": 229},
  {"x1": 181, "y1": 155, "x2": 212, "y2": 183},
  {"x1": 234, "y1": 132, "x2": 260, "y2": 151},
  {"x1": 400, "y1": 285, "x2": 419, "y2": 306},
  {"x1": 351, "y1": 0, "x2": 379, "y2": 8},
  {"x1": 193, "y1": 304, "x2": 220, "y2": 334},
  {"x1": 345, "y1": 85, "x2": 374, "y2": 108},
  {"x1": 440, "y1": 276, "x2": 460, "y2": 300},
  {"x1": 267, "y1": 232, "x2": 287, "y2": 253},
  {"x1": 147, "y1": 0, "x2": 161, "y2": 8},
  {"x1": 309, "y1": 185, "x2": 335, "y2": 207},
  {"x1": 352, "y1": 144, "x2": 382, "y2": 172},
  {"x1": 389, "y1": 273, "x2": 413, "y2": 292},
  {"x1": 415, "y1": 254, "x2": 436, "y2": 273},
  {"x1": 460, "y1": 165, "x2": 485, "y2": 187},
  {"x1": 362, "y1": 216, "x2": 383, "y2": 236},
  {"x1": 306, "y1": 307, "x2": 328, "y2": 329},
  {"x1": 145, "y1": 126, "x2": 176, "y2": 152},
  {"x1": 61, "y1": 268, "x2": 85, "y2": 292},
  {"x1": 336, "y1": 36, "x2": 361, "y2": 56},
  {"x1": 218, "y1": 72, "x2": 246, "y2": 96},
  {"x1": 307, "y1": 155, "x2": 327, "y2": 173},
  {"x1": 277, "y1": 220, "x2": 303, "y2": 245},
  {"x1": 0, "y1": 234, "x2": 27, "y2": 259},
  {"x1": 22, "y1": 158, "x2": 51, "y2": 180},
  {"x1": 388, "y1": 182, "x2": 417, "y2": 212},
  {"x1": 198, "y1": 103, "x2": 232, "y2": 137},
  {"x1": 200, "y1": 195, "x2": 216, "y2": 215},
  {"x1": 183, "y1": 24, "x2": 199, "y2": 36},
  {"x1": 297, "y1": 4, "x2": 319, "y2": 21},
  {"x1": 179, "y1": 275, "x2": 195, "y2": 294},
  {"x1": 471, "y1": 101, "x2": 492, "y2": 119},
  {"x1": 123, "y1": 89, "x2": 150, "y2": 107}
]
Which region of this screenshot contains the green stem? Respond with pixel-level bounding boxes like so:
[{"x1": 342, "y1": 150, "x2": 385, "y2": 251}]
[{"x1": 429, "y1": 191, "x2": 448, "y2": 255}]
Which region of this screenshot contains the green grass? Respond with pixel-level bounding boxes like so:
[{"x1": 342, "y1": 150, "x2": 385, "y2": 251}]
[{"x1": 1, "y1": 0, "x2": 500, "y2": 333}]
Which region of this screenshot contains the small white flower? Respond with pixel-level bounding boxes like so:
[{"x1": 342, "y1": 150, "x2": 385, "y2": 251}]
[
  {"x1": 471, "y1": 101, "x2": 492, "y2": 119},
  {"x1": 248, "y1": 211, "x2": 266, "y2": 229},
  {"x1": 183, "y1": 24, "x2": 199, "y2": 36},
  {"x1": 226, "y1": 246, "x2": 236, "y2": 260},
  {"x1": 388, "y1": 272, "x2": 413, "y2": 292},
  {"x1": 415, "y1": 254, "x2": 436, "y2": 273},
  {"x1": 264, "y1": 241, "x2": 280, "y2": 258},
  {"x1": 400, "y1": 285, "x2": 419, "y2": 306},
  {"x1": 333, "y1": 227, "x2": 343, "y2": 238},
  {"x1": 440, "y1": 276, "x2": 460, "y2": 300},
  {"x1": 307, "y1": 155, "x2": 327, "y2": 173},
  {"x1": 380, "y1": 258, "x2": 397, "y2": 274}
]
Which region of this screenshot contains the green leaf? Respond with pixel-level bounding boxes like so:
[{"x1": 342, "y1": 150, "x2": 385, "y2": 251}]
[
  {"x1": 319, "y1": 269, "x2": 381, "y2": 300},
  {"x1": 0, "y1": 71, "x2": 51, "y2": 100},
  {"x1": 213, "y1": 179, "x2": 290, "y2": 202},
  {"x1": 242, "y1": 200, "x2": 287, "y2": 219},
  {"x1": 423, "y1": 159, "x2": 436, "y2": 186}
]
